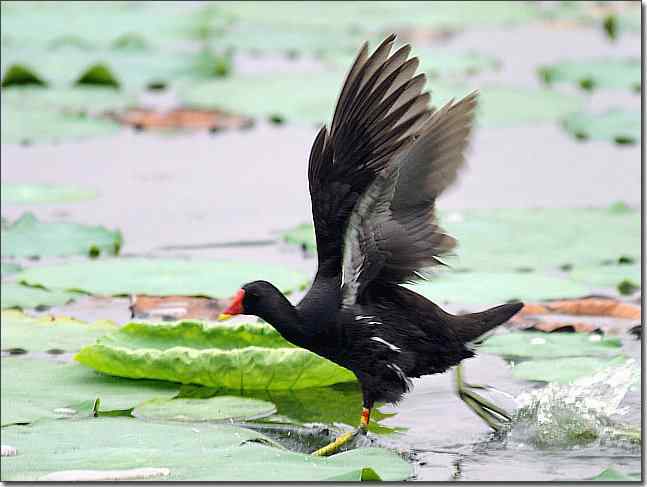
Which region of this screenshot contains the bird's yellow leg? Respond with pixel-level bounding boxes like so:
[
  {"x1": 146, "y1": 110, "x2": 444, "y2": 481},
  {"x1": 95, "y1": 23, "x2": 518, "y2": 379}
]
[{"x1": 312, "y1": 407, "x2": 370, "y2": 457}]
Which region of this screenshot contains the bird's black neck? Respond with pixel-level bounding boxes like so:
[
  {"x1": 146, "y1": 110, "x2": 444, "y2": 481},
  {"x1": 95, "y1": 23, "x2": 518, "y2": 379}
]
[{"x1": 254, "y1": 290, "x2": 308, "y2": 346}]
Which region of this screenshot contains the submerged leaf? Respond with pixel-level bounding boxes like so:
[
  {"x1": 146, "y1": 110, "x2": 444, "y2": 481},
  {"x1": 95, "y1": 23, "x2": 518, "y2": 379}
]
[
  {"x1": 76, "y1": 320, "x2": 356, "y2": 389},
  {"x1": 17, "y1": 258, "x2": 308, "y2": 298},
  {"x1": 1, "y1": 213, "x2": 121, "y2": 258}
]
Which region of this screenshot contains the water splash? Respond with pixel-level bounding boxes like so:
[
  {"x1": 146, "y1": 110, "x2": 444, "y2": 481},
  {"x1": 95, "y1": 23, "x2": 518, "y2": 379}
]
[{"x1": 507, "y1": 359, "x2": 640, "y2": 449}]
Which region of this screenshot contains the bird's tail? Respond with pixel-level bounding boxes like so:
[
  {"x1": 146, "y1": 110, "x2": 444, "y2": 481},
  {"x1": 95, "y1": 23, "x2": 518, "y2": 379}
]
[{"x1": 451, "y1": 302, "x2": 524, "y2": 343}]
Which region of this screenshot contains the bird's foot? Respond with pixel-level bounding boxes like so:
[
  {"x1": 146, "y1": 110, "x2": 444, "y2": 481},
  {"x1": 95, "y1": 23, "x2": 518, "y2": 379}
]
[
  {"x1": 312, "y1": 428, "x2": 363, "y2": 457},
  {"x1": 455, "y1": 364, "x2": 512, "y2": 432}
]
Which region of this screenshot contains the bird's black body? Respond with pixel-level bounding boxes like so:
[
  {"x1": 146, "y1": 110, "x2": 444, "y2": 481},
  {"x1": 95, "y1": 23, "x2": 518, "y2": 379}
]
[
  {"x1": 242, "y1": 279, "x2": 522, "y2": 408},
  {"x1": 223, "y1": 35, "x2": 523, "y2": 448}
]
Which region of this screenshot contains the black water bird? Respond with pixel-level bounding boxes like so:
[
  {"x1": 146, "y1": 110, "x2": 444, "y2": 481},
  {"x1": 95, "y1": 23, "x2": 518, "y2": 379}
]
[{"x1": 219, "y1": 34, "x2": 523, "y2": 456}]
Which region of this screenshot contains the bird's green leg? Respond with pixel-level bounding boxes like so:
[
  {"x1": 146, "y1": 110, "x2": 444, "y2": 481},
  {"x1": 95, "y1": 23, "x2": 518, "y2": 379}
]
[
  {"x1": 312, "y1": 407, "x2": 370, "y2": 456},
  {"x1": 455, "y1": 363, "x2": 511, "y2": 432}
]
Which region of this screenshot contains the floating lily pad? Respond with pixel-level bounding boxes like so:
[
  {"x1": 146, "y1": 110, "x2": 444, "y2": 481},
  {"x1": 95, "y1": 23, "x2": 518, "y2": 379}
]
[
  {"x1": 511, "y1": 356, "x2": 626, "y2": 384},
  {"x1": 17, "y1": 258, "x2": 308, "y2": 298},
  {"x1": 586, "y1": 467, "x2": 641, "y2": 481},
  {"x1": 570, "y1": 264, "x2": 641, "y2": 290},
  {"x1": 1, "y1": 100, "x2": 121, "y2": 145},
  {"x1": 179, "y1": 76, "x2": 582, "y2": 127},
  {"x1": 215, "y1": 23, "x2": 365, "y2": 57},
  {"x1": 327, "y1": 48, "x2": 500, "y2": 79},
  {"x1": 1, "y1": 43, "x2": 233, "y2": 89},
  {"x1": 216, "y1": 1, "x2": 542, "y2": 31},
  {"x1": 178, "y1": 382, "x2": 396, "y2": 435},
  {"x1": 563, "y1": 110, "x2": 640, "y2": 144},
  {"x1": 0, "y1": 417, "x2": 412, "y2": 481},
  {"x1": 481, "y1": 331, "x2": 622, "y2": 359},
  {"x1": 408, "y1": 271, "x2": 589, "y2": 304},
  {"x1": 1, "y1": 183, "x2": 96, "y2": 204},
  {"x1": 1, "y1": 283, "x2": 80, "y2": 309},
  {"x1": 76, "y1": 320, "x2": 356, "y2": 390},
  {"x1": 1, "y1": 262, "x2": 22, "y2": 276},
  {"x1": 285, "y1": 207, "x2": 640, "y2": 275},
  {"x1": 1, "y1": 2, "x2": 198, "y2": 50},
  {"x1": 2, "y1": 85, "x2": 134, "y2": 113},
  {"x1": 1, "y1": 357, "x2": 178, "y2": 426},
  {"x1": 1, "y1": 309, "x2": 115, "y2": 353},
  {"x1": 1, "y1": 213, "x2": 121, "y2": 258},
  {"x1": 133, "y1": 396, "x2": 277, "y2": 422},
  {"x1": 539, "y1": 58, "x2": 640, "y2": 92}
]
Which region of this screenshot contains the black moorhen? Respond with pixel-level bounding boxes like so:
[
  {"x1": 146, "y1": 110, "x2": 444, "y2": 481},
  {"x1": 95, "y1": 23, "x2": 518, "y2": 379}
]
[{"x1": 219, "y1": 34, "x2": 523, "y2": 456}]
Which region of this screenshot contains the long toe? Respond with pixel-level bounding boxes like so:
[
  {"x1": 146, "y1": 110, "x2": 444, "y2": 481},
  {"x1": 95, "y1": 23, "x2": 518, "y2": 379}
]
[{"x1": 312, "y1": 429, "x2": 360, "y2": 457}]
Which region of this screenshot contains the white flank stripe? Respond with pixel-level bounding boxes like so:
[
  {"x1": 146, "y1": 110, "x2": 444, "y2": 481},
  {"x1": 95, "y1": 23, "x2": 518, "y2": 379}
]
[
  {"x1": 355, "y1": 315, "x2": 375, "y2": 320},
  {"x1": 370, "y1": 336, "x2": 401, "y2": 352}
]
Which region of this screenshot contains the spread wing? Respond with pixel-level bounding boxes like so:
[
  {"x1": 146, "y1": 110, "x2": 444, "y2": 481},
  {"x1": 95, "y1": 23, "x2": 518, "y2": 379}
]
[
  {"x1": 341, "y1": 92, "x2": 478, "y2": 305},
  {"x1": 307, "y1": 34, "x2": 431, "y2": 276}
]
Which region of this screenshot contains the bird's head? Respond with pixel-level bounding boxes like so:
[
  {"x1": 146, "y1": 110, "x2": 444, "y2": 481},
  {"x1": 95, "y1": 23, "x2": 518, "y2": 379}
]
[{"x1": 218, "y1": 280, "x2": 281, "y2": 321}]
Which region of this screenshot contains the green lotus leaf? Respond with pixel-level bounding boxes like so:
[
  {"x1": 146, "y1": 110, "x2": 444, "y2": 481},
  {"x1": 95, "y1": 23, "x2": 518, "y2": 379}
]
[
  {"x1": 563, "y1": 110, "x2": 640, "y2": 145},
  {"x1": 1, "y1": 183, "x2": 96, "y2": 204},
  {"x1": 511, "y1": 356, "x2": 626, "y2": 383},
  {"x1": 0, "y1": 417, "x2": 412, "y2": 481},
  {"x1": 1, "y1": 309, "x2": 116, "y2": 353},
  {"x1": 76, "y1": 320, "x2": 356, "y2": 389},
  {"x1": 539, "y1": 58, "x2": 640, "y2": 92},
  {"x1": 481, "y1": 331, "x2": 622, "y2": 359},
  {"x1": 1, "y1": 213, "x2": 121, "y2": 258},
  {"x1": 17, "y1": 258, "x2": 308, "y2": 297},
  {"x1": 1, "y1": 283, "x2": 81, "y2": 309},
  {"x1": 1, "y1": 357, "x2": 178, "y2": 426},
  {"x1": 133, "y1": 396, "x2": 277, "y2": 422}
]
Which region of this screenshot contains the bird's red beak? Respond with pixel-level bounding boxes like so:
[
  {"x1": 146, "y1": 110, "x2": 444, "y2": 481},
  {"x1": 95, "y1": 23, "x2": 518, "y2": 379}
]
[{"x1": 218, "y1": 289, "x2": 245, "y2": 321}]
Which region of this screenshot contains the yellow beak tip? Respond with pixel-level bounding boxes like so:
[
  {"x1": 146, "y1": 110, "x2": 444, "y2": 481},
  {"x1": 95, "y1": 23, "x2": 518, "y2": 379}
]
[{"x1": 217, "y1": 313, "x2": 232, "y2": 322}]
